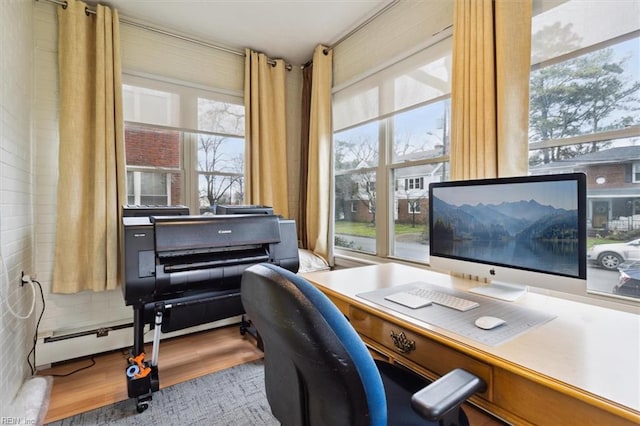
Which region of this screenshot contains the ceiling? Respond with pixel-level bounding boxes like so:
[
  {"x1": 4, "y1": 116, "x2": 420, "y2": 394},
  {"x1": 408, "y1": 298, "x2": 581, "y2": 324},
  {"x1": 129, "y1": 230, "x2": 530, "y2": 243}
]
[{"x1": 102, "y1": 0, "x2": 395, "y2": 65}]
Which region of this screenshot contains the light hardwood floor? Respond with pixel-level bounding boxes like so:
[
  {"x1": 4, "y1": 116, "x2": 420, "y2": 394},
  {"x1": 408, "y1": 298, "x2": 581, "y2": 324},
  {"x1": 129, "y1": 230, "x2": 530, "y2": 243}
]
[
  {"x1": 38, "y1": 325, "x2": 263, "y2": 423},
  {"x1": 38, "y1": 324, "x2": 505, "y2": 425}
]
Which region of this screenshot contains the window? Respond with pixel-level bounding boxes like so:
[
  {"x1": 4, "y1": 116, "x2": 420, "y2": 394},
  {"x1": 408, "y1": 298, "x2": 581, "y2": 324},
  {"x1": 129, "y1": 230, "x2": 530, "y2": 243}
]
[
  {"x1": 124, "y1": 124, "x2": 182, "y2": 207},
  {"x1": 127, "y1": 171, "x2": 170, "y2": 205},
  {"x1": 333, "y1": 36, "x2": 453, "y2": 262},
  {"x1": 123, "y1": 85, "x2": 180, "y2": 128},
  {"x1": 529, "y1": 0, "x2": 640, "y2": 300},
  {"x1": 633, "y1": 163, "x2": 640, "y2": 183},
  {"x1": 331, "y1": 0, "x2": 640, "y2": 306},
  {"x1": 334, "y1": 122, "x2": 379, "y2": 254},
  {"x1": 405, "y1": 177, "x2": 424, "y2": 190},
  {"x1": 122, "y1": 78, "x2": 245, "y2": 213},
  {"x1": 196, "y1": 98, "x2": 245, "y2": 212},
  {"x1": 408, "y1": 201, "x2": 421, "y2": 214}
]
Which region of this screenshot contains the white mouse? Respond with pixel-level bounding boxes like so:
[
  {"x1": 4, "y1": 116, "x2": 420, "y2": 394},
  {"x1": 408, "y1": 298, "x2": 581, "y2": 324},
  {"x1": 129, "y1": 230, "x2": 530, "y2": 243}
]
[{"x1": 475, "y1": 316, "x2": 506, "y2": 330}]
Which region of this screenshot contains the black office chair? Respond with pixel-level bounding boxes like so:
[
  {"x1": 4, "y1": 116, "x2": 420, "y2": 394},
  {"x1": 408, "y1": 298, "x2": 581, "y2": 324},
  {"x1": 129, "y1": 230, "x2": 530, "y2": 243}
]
[{"x1": 241, "y1": 263, "x2": 486, "y2": 426}]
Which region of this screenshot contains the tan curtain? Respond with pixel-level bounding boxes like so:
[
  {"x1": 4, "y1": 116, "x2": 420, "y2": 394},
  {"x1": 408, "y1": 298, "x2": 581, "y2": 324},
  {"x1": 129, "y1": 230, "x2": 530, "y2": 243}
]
[
  {"x1": 305, "y1": 46, "x2": 333, "y2": 263},
  {"x1": 53, "y1": 0, "x2": 125, "y2": 293},
  {"x1": 244, "y1": 49, "x2": 289, "y2": 218},
  {"x1": 450, "y1": 0, "x2": 532, "y2": 180}
]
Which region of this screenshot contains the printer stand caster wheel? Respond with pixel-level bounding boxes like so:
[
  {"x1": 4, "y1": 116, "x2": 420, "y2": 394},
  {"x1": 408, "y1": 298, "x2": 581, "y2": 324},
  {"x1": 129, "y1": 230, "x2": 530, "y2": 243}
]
[
  {"x1": 240, "y1": 316, "x2": 251, "y2": 336},
  {"x1": 136, "y1": 402, "x2": 149, "y2": 413}
]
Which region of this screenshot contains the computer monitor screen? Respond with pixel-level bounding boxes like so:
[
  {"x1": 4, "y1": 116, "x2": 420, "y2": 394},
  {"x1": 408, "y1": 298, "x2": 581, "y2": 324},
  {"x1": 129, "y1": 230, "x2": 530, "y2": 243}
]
[{"x1": 429, "y1": 173, "x2": 587, "y2": 300}]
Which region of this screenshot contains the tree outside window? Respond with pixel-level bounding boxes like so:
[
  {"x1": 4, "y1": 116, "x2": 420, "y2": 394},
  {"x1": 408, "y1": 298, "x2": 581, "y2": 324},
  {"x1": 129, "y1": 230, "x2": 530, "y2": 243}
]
[
  {"x1": 528, "y1": 7, "x2": 639, "y2": 300},
  {"x1": 197, "y1": 99, "x2": 245, "y2": 213}
]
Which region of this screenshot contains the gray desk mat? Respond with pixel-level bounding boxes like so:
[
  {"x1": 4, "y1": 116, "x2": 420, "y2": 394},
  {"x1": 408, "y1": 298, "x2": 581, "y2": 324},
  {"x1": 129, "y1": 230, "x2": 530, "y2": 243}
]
[{"x1": 357, "y1": 281, "x2": 556, "y2": 347}]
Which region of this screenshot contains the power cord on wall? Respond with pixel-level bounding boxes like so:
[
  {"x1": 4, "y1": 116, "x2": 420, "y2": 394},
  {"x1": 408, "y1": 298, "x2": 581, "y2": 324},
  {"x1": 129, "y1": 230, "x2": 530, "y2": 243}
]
[
  {"x1": 24, "y1": 276, "x2": 97, "y2": 377},
  {"x1": 0, "y1": 208, "x2": 37, "y2": 320},
  {"x1": 0, "y1": 208, "x2": 42, "y2": 375},
  {"x1": 26, "y1": 277, "x2": 45, "y2": 375},
  {"x1": 25, "y1": 275, "x2": 97, "y2": 377},
  {"x1": 1, "y1": 211, "x2": 97, "y2": 377},
  {"x1": 0, "y1": 254, "x2": 37, "y2": 320},
  {"x1": 0, "y1": 220, "x2": 96, "y2": 378}
]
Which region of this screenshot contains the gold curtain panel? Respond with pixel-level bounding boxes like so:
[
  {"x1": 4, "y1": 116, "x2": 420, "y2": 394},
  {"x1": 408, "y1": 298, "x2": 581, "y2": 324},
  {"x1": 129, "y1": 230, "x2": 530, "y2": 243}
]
[
  {"x1": 450, "y1": 0, "x2": 531, "y2": 180},
  {"x1": 53, "y1": 0, "x2": 125, "y2": 293},
  {"x1": 244, "y1": 49, "x2": 290, "y2": 218}
]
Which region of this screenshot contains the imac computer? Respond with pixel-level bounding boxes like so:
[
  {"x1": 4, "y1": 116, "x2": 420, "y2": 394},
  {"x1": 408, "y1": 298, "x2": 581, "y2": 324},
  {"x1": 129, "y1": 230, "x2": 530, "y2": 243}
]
[{"x1": 428, "y1": 173, "x2": 587, "y2": 301}]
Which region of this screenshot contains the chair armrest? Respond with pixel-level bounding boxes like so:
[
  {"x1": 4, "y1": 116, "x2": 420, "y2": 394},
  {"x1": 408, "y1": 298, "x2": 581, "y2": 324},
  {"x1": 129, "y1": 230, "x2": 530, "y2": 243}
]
[{"x1": 410, "y1": 368, "x2": 486, "y2": 421}]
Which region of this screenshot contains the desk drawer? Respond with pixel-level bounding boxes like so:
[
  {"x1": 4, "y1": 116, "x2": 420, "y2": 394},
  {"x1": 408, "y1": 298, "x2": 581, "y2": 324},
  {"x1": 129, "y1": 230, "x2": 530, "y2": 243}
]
[{"x1": 348, "y1": 306, "x2": 494, "y2": 401}]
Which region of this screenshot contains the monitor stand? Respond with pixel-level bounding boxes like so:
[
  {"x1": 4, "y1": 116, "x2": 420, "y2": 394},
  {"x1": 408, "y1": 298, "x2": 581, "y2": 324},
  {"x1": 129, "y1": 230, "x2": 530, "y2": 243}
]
[{"x1": 468, "y1": 281, "x2": 527, "y2": 302}]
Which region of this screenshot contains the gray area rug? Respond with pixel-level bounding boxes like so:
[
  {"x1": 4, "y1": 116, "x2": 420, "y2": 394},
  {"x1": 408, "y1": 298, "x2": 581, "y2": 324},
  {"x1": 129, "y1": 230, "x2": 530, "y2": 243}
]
[{"x1": 46, "y1": 360, "x2": 279, "y2": 425}]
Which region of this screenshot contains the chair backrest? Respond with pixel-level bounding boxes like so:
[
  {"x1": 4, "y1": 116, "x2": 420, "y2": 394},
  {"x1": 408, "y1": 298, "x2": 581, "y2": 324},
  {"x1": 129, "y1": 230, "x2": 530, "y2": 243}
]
[{"x1": 241, "y1": 263, "x2": 387, "y2": 426}]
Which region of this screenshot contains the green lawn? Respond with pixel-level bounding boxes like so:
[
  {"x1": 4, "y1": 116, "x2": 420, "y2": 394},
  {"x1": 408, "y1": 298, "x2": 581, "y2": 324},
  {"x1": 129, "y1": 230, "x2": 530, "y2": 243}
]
[
  {"x1": 335, "y1": 221, "x2": 425, "y2": 238},
  {"x1": 335, "y1": 221, "x2": 622, "y2": 248},
  {"x1": 587, "y1": 237, "x2": 624, "y2": 248}
]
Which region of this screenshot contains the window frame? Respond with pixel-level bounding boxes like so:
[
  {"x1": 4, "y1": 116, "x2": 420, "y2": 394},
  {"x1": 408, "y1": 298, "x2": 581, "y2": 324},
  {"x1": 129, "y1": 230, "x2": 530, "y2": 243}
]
[
  {"x1": 126, "y1": 168, "x2": 177, "y2": 206},
  {"x1": 122, "y1": 74, "x2": 245, "y2": 213},
  {"x1": 332, "y1": 33, "x2": 454, "y2": 263},
  {"x1": 528, "y1": 12, "x2": 639, "y2": 304},
  {"x1": 405, "y1": 177, "x2": 425, "y2": 191},
  {"x1": 633, "y1": 162, "x2": 640, "y2": 183}
]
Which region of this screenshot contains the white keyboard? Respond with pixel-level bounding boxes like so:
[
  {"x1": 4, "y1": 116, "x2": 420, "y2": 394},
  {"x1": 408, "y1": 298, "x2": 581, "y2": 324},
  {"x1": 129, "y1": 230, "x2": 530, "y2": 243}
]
[{"x1": 385, "y1": 287, "x2": 479, "y2": 312}]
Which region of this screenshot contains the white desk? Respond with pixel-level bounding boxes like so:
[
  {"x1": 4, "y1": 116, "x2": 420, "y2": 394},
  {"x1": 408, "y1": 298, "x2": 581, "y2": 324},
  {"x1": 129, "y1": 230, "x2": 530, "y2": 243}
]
[{"x1": 303, "y1": 263, "x2": 640, "y2": 425}]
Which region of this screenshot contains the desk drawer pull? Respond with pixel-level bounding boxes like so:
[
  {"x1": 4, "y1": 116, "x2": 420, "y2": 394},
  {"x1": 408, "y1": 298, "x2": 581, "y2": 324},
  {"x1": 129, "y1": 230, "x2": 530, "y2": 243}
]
[{"x1": 390, "y1": 330, "x2": 415, "y2": 354}]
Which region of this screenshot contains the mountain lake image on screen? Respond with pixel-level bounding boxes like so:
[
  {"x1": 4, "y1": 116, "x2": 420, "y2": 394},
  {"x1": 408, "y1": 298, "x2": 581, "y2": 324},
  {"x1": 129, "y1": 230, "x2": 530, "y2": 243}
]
[{"x1": 428, "y1": 173, "x2": 587, "y2": 300}]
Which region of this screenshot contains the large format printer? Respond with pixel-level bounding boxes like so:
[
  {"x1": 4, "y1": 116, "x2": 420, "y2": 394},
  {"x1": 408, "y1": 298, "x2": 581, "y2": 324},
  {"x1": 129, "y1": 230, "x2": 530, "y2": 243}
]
[{"x1": 121, "y1": 207, "x2": 299, "y2": 412}]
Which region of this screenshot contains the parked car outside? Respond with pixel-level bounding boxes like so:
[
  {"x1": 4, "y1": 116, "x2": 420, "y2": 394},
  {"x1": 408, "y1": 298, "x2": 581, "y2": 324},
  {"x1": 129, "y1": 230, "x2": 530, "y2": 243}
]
[
  {"x1": 615, "y1": 260, "x2": 640, "y2": 298},
  {"x1": 587, "y1": 238, "x2": 640, "y2": 270}
]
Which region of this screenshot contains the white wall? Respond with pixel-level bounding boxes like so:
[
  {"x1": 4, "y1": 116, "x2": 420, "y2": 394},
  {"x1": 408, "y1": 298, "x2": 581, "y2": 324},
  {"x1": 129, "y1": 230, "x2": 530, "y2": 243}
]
[
  {"x1": 32, "y1": 0, "x2": 303, "y2": 365},
  {"x1": 0, "y1": 0, "x2": 35, "y2": 409}
]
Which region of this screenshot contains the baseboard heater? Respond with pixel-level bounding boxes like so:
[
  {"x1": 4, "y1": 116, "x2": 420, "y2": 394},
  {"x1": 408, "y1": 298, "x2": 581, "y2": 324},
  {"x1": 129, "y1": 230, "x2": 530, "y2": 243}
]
[
  {"x1": 43, "y1": 322, "x2": 134, "y2": 343},
  {"x1": 36, "y1": 316, "x2": 242, "y2": 368}
]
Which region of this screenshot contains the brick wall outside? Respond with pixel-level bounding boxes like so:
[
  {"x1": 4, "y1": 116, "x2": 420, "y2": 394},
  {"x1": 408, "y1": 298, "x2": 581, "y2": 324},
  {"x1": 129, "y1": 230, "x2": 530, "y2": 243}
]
[
  {"x1": 125, "y1": 127, "x2": 183, "y2": 204},
  {"x1": 397, "y1": 198, "x2": 429, "y2": 225},
  {"x1": 125, "y1": 127, "x2": 180, "y2": 168},
  {"x1": 583, "y1": 164, "x2": 630, "y2": 188},
  {"x1": 340, "y1": 198, "x2": 430, "y2": 225}
]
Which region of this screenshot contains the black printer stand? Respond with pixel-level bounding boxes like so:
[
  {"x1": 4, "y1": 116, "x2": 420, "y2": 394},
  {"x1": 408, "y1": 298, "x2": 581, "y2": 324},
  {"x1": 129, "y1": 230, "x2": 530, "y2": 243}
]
[{"x1": 125, "y1": 288, "x2": 247, "y2": 413}]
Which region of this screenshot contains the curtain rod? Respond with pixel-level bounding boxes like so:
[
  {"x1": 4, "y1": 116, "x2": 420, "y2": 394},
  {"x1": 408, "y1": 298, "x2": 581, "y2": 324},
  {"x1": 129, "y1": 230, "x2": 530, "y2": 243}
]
[{"x1": 39, "y1": 0, "x2": 293, "y2": 70}]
